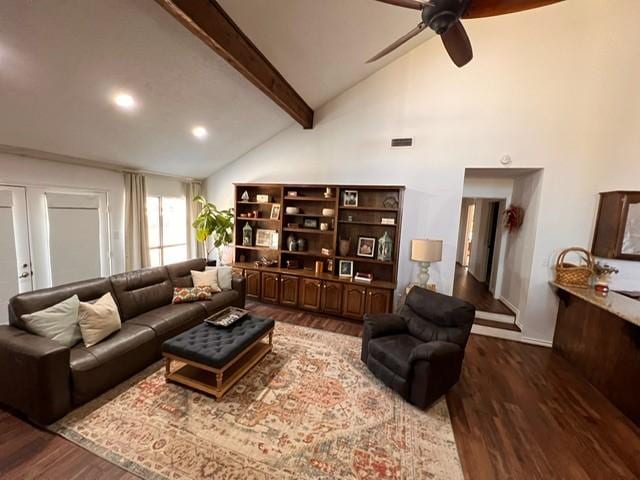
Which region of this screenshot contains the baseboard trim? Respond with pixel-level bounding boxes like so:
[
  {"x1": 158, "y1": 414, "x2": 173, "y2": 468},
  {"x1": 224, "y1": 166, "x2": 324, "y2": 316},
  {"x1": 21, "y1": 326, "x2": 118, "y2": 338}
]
[
  {"x1": 520, "y1": 336, "x2": 553, "y2": 348},
  {"x1": 471, "y1": 325, "x2": 552, "y2": 348},
  {"x1": 499, "y1": 296, "x2": 521, "y2": 324}
]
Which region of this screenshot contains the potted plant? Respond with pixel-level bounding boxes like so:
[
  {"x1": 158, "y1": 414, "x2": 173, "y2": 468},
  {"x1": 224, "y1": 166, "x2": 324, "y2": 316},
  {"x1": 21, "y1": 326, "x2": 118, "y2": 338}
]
[{"x1": 192, "y1": 195, "x2": 234, "y2": 264}]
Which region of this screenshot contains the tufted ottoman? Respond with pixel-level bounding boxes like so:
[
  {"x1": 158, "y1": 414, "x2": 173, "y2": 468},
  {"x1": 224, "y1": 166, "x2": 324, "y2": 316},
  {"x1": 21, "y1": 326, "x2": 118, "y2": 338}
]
[{"x1": 162, "y1": 315, "x2": 274, "y2": 399}]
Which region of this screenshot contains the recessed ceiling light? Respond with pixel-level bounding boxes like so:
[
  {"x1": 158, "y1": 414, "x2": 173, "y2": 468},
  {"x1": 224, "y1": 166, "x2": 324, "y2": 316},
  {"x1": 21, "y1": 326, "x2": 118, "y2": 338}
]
[
  {"x1": 113, "y1": 92, "x2": 136, "y2": 110},
  {"x1": 191, "y1": 126, "x2": 208, "y2": 140}
]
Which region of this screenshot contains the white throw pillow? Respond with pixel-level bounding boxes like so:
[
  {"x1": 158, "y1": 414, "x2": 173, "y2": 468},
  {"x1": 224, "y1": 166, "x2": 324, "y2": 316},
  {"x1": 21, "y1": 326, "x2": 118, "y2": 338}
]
[
  {"x1": 21, "y1": 295, "x2": 82, "y2": 347},
  {"x1": 191, "y1": 269, "x2": 221, "y2": 293},
  {"x1": 207, "y1": 266, "x2": 233, "y2": 291},
  {"x1": 78, "y1": 293, "x2": 122, "y2": 347}
]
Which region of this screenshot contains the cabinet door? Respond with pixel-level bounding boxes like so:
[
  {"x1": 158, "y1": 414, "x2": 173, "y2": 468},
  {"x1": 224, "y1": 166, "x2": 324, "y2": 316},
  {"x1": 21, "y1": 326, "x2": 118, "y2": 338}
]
[
  {"x1": 366, "y1": 288, "x2": 392, "y2": 315},
  {"x1": 244, "y1": 269, "x2": 261, "y2": 298},
  {"x1": 300, "y1": 278, "x2": 322, "y2": 311},
  {"x1": 280, "y1": 275, "x2": 299, "y2": 307},
  {"x1": 261, "y1": 272, "x2": 280, "y2": 304},
  {"x1": 342, "y1": 284, "x2": 367, "y2": 320},
  {"x1": 321, "y1": 281, "x2": 343, "y2": 315}
]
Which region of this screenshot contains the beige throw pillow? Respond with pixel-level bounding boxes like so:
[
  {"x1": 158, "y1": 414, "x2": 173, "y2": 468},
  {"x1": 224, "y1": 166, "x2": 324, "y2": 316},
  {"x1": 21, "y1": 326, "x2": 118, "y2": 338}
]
[
  {"x1": 191, "y1": 269, "x2": 221, "y2": 293},
  {"x1": 206, "y1": 266, "x2": 233, "y2": 291},
  {"x1": 22, "y1": 294, "x2": 82, "y2": 347},
  {"x1": 78, "y1": 292, "x2": 122, "y2": 347}
]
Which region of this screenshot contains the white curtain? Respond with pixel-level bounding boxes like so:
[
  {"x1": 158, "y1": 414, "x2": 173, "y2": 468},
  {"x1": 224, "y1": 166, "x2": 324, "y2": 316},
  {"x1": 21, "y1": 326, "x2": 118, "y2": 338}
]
[
  {"x1": 124, "y1": 172, "x2": 150, "y2": 270},
  {"x1": 186, "y1": 181, "x2": 206, "y2": 259}
]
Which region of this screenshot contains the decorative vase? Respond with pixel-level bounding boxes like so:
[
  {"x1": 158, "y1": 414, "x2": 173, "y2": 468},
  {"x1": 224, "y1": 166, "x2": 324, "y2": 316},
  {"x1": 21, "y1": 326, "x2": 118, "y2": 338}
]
[
  {"x1": 242, "y1": 223, "x2": 253, "y2": 246},
  {"x1": 287, "y1": 234, "x2": 298, "y2": 252},
  {"x1": 297, "y1": 238, "x2": 307, "y2": 251},
  {"x1": 339, "y1": 238, "x2": 351, "y2": 257},
  {"x1": 377, "y1": 231, "x2": 393, "y2": 261}
]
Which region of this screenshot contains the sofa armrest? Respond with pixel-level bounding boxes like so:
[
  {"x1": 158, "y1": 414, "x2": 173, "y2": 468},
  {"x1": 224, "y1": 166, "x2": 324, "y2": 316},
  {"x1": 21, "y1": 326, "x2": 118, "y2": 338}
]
[
  {"x1": 409, "y1": 340, "x2": 462, "y2": 364},
  {"x1": 232, "y1": 275, "x2": 246, "y2": 308},
  {"x1": 363, "y1": 313, "x2": 407, "y2": 339},
  {"x1": 0, "y1": 326, "x2": 71, "y2": 424}
]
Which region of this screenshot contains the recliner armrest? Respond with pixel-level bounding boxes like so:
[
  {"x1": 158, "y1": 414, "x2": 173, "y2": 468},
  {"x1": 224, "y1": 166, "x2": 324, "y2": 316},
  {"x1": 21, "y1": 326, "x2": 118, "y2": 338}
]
[
  {"x1": 231, "y1": 275, "x2": 246, "y2": 308},
  {"x1": 409, "y1": 340, "x2": 462, "y2": 364},
  {"x1": 363, "y1": 313, "x2": 408, "y2": 339},
  {"x1": 0, "y1": 325, "x2": 71, "y2": 424}
]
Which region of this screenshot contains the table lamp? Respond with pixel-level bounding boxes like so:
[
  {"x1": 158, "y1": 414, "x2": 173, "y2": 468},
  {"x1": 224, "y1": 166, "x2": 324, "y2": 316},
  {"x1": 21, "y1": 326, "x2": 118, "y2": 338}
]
[{"x1": 411, "y1": 239, "x2": 443, "y2": 288}]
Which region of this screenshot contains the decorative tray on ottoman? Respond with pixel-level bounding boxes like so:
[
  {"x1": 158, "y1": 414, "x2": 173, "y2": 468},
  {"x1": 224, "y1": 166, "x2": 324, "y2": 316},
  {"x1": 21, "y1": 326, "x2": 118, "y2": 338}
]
[{"x1": 204, "y1": 307, "x2": 248, "y2": 328}]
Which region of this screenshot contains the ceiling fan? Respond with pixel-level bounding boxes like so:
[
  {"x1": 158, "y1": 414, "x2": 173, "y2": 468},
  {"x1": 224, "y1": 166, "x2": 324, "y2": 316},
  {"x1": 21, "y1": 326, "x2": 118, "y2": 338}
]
[{"x1": 368, "y1": 0, "x2": 564, "y2": 67}]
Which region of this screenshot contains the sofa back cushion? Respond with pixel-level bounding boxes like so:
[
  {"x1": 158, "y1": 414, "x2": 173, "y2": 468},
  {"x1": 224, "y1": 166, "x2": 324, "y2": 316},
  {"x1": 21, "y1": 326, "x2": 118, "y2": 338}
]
[
  {"x1": 401, "y1": 287, "x2": 475, "y2": 346},
  {"x1": 166, "y1": 258, "x2": 207, "y2": 288},
  {"x1": 109, "y1": 267, "x2": 173, "y2": 320},
  {"x1": 9, "y1": 278, "x2": 112, "y2": 330}
]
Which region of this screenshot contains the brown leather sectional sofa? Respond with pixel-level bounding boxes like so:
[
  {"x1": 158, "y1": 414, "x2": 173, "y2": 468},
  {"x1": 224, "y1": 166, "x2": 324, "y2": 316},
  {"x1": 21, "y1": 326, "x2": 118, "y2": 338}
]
[{"x1": 0, "y1": 258, "x2": 245, "y2": 425}]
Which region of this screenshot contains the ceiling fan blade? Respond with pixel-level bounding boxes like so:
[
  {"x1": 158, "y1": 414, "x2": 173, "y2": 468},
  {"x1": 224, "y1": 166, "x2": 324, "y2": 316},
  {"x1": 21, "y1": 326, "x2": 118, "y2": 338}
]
[
  {"x1": 367, "y1": 22, "x2": 427, "y2": 63},
  {"x1": 463, "y1": 0, "x2": 565, "y2": 19},
  {"x1": 441, "y1": 20, "x2": 473, "y2": 67},
  {"x1": 373, "y1": 0, "x2": 427, "y2": 11}
]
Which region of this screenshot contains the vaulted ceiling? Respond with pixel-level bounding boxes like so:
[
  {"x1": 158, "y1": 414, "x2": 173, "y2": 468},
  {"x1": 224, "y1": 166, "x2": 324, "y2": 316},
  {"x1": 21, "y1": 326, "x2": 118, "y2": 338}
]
[{"x1": 0, "y1": 0, "x2": 433, "y2": 178}]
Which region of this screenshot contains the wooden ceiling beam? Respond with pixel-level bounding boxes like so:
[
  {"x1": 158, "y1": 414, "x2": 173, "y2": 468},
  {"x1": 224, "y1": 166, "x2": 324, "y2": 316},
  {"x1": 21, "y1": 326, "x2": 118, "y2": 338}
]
[{"x1": 155, "y1": 0, "x2": 314, "y2": 129}]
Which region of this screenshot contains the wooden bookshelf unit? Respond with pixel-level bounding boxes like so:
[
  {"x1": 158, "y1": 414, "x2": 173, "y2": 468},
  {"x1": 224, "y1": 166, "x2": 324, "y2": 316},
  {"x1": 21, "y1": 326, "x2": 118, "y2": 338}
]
[{"x1": 232, "y1": 183, "x2": 404, "y2": 320}]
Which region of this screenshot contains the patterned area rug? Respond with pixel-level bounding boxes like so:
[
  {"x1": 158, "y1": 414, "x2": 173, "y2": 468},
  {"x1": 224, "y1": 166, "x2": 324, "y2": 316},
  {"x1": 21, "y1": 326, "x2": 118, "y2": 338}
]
[{"x1": 51, "y1": 322, "x2": 463, "y2": 479}]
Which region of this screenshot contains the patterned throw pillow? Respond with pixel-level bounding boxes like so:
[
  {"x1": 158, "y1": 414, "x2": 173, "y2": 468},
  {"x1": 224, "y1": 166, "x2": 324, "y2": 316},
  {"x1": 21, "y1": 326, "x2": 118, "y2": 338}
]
[{"x1": 172, "y1": 286, "x2": 213, "y2": 304}]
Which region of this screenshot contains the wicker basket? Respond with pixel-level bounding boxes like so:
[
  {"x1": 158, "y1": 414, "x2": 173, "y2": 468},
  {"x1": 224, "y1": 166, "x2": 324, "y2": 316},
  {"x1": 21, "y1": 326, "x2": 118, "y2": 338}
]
[{"x1": 555, "y1": 247, "x2": 594, "y2": 288}]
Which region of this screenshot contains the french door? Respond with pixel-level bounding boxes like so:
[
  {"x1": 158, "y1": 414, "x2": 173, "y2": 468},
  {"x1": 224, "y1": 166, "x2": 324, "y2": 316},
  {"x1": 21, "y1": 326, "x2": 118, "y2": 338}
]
[
  {"x1": 0, "y1": 185, "x2": 112, "y2": 325},
  {"x1": 0, "y1": 186, "x2": 33, "y2": 324}
]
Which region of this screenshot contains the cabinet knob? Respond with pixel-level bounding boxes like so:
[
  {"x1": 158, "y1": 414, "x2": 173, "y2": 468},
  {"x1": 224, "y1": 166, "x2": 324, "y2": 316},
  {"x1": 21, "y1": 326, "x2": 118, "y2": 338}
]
[
  {"x1": 323, "y1": 284, "x2": 327, "y2": 288},
  {"x1": 368, "y1": 292, "x2": 372, "y2": 296},
  {"x1": 362, "y1": 290, "x2": 366, "y2": 294}
]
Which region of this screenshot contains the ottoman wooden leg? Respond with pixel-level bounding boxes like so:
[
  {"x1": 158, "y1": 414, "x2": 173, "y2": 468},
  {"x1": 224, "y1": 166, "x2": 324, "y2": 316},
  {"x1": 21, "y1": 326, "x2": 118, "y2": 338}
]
[{"x1": 165, "y1": 358, "x2": 171, "y2": 376}]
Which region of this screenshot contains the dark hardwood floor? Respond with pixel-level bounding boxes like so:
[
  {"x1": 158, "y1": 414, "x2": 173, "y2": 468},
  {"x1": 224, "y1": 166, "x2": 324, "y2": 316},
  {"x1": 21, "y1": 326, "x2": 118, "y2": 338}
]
[
  {"x1": 1, "y1": 301, "x2": 638, "y2": 479},
  {"x1": 453, "y1": 263, "x2": 515, "y2": 316}
]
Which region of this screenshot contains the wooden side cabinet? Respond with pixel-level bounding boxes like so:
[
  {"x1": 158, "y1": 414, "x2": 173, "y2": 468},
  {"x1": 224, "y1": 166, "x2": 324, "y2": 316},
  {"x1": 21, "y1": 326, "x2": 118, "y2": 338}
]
[
  {"x1": 279, "y1": 275, "x2": 299, "y2": 307},
  {"x1": 261, "y1": 272, "x2": 280, "y2": 304},
  {"x1": 592, "y1": 191, "x2": 640, "y2": 260},
  {"x1": 244, "y1": 269, "x2": 261, "y2": 299},
  {"x1": 342, "y1": 285, "x2": 367, "y2": 319},
  {"x1": 366, "y1": 288, "x2": 392, "y2": 315},
  {"x1": 321, "y1": 281, "x2": 343, "y2": 315},
  {"x1": 300, "y1": 278, "x2": 322, "y2": 311}
]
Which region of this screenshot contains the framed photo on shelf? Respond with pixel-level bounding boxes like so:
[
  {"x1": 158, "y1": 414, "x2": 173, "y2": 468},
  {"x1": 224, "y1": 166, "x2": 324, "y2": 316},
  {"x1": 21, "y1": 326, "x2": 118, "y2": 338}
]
[
  {"x1": 339, "y1": 260, "x2": 354, "y2": 278},
  {"x1": 303, "y1": 218, "x2": 318, "y2": 229},
  {"x1": 270, "y1": 204, "x2": 281, "y2": 220},
  {"x1": 256, "y1": 229, "x2": 278, "y2": 249},
  {"x1": 256, "y1": 194, "x2": 270, "y2": 203},
  {"x1": 357, "y1": 236, "x2": 376, "y2": 258},
  {"x1": 343, "y1": 190, "x2": 358, "y2": 207}
]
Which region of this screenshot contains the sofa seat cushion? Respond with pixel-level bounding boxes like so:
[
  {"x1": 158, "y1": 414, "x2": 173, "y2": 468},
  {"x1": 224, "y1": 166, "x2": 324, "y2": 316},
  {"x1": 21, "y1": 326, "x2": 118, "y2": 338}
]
[
  {"x1": 197, "y1": 290, "x2": 242, "y2": 315},
  {"x1": 162, "y1": 315, "x2": 274, "y2": 369},
  {"x1": 127, "y1": 303, "x2": 207, "y2": 341},
  {"x1": 368, "y1": 334, "x2": 423, "y2": 379},
  {"x1": 69, "y1": 323, "x2": 156, "y2": 405}
]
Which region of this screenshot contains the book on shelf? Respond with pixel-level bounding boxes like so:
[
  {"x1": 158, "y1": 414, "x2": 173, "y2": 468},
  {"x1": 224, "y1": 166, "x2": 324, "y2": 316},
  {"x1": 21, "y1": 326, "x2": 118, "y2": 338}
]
[{"x1": 354, "y1": 272, "x2": 373, "y2": 283}]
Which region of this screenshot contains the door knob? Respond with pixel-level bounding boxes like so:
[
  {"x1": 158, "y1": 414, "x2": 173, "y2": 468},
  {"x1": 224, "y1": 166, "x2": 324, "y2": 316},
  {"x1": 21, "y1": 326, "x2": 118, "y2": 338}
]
[{"x1": 19, "y1": 272, "x2": 30, "y2": 279}]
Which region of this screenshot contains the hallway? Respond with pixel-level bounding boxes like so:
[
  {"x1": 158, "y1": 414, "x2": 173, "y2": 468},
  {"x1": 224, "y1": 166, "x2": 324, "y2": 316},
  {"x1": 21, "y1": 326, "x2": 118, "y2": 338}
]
[{"x1": 453, "y1": 264, "x2": 518, "y2": 329}]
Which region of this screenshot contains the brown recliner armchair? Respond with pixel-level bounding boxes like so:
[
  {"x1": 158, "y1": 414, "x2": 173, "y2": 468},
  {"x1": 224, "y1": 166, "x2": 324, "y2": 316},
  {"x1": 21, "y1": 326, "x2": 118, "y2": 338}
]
[{"x1": 361, "y1": 286, "x2": 475, "y2": 408}]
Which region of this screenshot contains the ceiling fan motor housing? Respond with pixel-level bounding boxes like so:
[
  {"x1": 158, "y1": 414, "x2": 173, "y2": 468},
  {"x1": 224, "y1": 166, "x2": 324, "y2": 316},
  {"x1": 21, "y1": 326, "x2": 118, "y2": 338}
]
[{"x1": 422, "y1": 0, "x2": 470, "y2": 34}]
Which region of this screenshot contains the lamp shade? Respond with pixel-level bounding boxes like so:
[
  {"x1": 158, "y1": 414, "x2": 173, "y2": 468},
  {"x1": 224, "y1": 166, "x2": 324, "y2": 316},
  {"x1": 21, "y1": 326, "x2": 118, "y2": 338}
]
[{"x1": 411, "y1": 239, "x2": 442, "y2": 262}]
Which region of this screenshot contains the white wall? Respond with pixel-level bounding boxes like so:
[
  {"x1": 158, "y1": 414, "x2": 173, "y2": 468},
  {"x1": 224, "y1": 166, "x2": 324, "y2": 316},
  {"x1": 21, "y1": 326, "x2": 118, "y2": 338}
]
[
  {"x1": 0, "y1": 152, "x2": 125, "y2": 274},
  {"x1": 206, "y1": 0, "x2": 640, "y2": 343}
]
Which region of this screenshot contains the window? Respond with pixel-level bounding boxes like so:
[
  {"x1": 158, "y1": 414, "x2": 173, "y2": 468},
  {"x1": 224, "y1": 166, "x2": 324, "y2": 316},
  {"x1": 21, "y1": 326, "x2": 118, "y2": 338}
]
[{"x1": 147, "y1": 196, "x2": 187, "y2": 267}]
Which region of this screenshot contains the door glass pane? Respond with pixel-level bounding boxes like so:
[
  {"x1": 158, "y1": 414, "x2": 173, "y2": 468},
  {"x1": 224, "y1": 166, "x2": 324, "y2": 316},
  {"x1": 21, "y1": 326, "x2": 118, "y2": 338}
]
[
  {"x1": 162, "y1": 197, "x2": 186, "y2": 246},
  {"x1": 163, "y1": 245, "x2": 187, "y2": 265},
  {"x1": 0, "y1": 207, "x2": 19, "y2": 324},
  {"x1": 48, "y1": 207, "x2": 101, "y2": 285},
  {"x1": 147, "y1": 196, "x2": 161, "y2": 248},
  {"x1": 149, "y1": 248, "x2": 162, "y2": 267}
]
